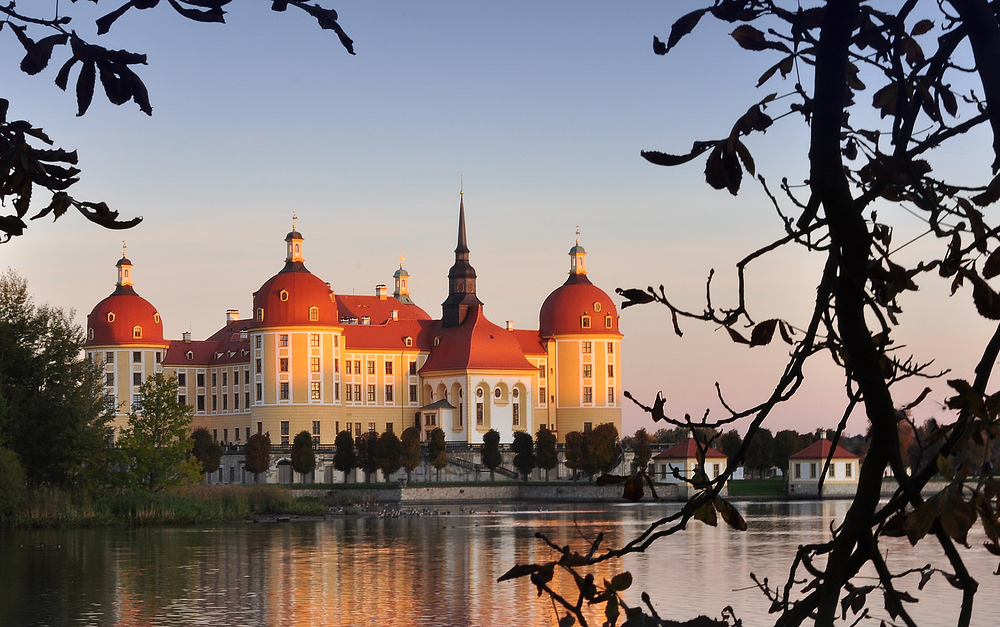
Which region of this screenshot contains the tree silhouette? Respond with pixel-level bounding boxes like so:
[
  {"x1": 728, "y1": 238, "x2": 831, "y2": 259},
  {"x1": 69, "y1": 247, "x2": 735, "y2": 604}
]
[
  {"x1": 333, "y1": 430, "x2": 356, "y2": 484},
  {"x1": 290, "y1": 431, "x2": 315, "y2": 483},
  {"x1": 506, "y1": 3, "x2": 1000, "y2": 625},
  {"x1": 244, "y1": 433, "x2": 270, "y2": 484},
  {"x1": 480, "y1": 429, "x2": 502, "y2": 482},
  {"x1": 190, "y1": 428, "x2": 223, "y2": 477},
  {"x1": 534, "y1": 425, "x2": 558, "y2": 481},
  {"x1": 511, "y1": 431, "x2": 535, "y2": 481},
  {"x1": 631, "y1": 428, "x2": 653, "y2": 474},
  {"x1": 400, "y1": 427, "x2": 421, "y2": 483},
  {"x1": 0, "y1": 2, "x2": 353, "y2": 243},
  {"x1": 356, "y1": 431, "x2": 378, "y2": 484},
  {"x1": 428, "y1": 428, "x2": 447, "y2": 482},
  {"x1": 375, "y1": 430, "x2": 403, "y2": 481}
]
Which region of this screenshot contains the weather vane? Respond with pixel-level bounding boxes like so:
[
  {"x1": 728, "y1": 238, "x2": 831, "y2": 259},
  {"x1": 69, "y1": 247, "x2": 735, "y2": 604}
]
[
  {"x1": 122, "y1": 240, "x2": 127, "y2": 258},
  {"x1": 575, "y1": 225, "x2": 580, "y2": 245},
  {"x1": 399, "y1": 250, "x2": 405, "y2": 267},
  {"x1": 292, "y1": 211, "x2": 297, "y2": 230}
]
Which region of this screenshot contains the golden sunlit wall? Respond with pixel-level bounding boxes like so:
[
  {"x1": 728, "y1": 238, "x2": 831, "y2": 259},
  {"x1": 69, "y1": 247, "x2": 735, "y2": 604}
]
[{"x1": 86, "y1": 344, "x2": 168, "y2": 438}]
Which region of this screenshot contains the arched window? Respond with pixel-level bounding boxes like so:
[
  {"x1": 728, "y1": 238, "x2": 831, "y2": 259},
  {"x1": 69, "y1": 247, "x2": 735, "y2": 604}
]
[
  {"x1": 133, "y1": 326, "x2": 142, "y2": 339},
  {"x1": 279, "y1": 290, "x2": 289, "y2": 301},
  {"x1": 404, "y1": 336, "x2": 413, "y2": 347},
  {"x1": 153, "y1": 313, "x2": 160, "y2": 324},
  {"x1": 257, "y1": 308, "x2": 265, "y2": 322},
  {"x1": 605, "y1": 315, "x2": 613, "y2": 329},
  {"x1": 309, "y1": 306, "x2": 319, "y2": 321}
]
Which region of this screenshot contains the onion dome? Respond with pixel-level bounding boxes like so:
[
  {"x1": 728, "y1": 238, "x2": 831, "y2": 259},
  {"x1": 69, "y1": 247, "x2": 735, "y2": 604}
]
[
  {"x1": 87, "y1": 251, "x2": 165, "y2": 346},
  {"x1": 250, "y1": 223, "x2": 337, "y2": 328},
  {"x1": 539, "y1": 237, "x2": 620, "y2": 337}
]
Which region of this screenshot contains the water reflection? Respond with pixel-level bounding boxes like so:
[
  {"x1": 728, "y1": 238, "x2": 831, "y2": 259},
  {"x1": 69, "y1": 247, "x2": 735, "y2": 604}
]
[{"x1": 2, "y1": 501, "x2": 997, "y2": 626}]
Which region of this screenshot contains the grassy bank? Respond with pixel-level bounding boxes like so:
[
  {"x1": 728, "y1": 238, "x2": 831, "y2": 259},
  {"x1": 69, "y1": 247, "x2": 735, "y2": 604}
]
[
  {"x1": 3, "y1": 485, "x2": 328, "y2": 528},
  {"x1": 727, "y1": 477, "x2": 787, "y2": 497}
]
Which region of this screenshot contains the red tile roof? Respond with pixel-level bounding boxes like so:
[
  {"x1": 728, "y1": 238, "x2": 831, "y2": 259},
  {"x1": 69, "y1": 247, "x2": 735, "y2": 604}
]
[
  {"x1": 653, "y1": 438, "x2": 727, "y2": 460},
  {"x1": 163, "y1": 320, "x2": 251, "y2": 366},
  {"x1": 420, "y1": 306, "x2": 536, "y2": 373},
  {"x1": 539, "y1": 273, "x2": 621, "y2": 337},
  {"x1": 336, "y1": 294, "x2": 431, "y2": 323},
  {"x1": 789, "y1": 439, "x2": 858, "y2": 460},
  {"x1": 342, "y1": 318, "x2": 437, "y2": 351},
  {"x1": 250, "y1": 267, "x2": 337, "y2": 328},
  {"x1": 510, "y1": 329, "x2": 548, "y2": 356}
]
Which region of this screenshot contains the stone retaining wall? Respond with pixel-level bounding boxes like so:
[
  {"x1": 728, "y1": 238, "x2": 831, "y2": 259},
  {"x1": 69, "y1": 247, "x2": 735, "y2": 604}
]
[{"x1": 292, "y1": 483, "x2": 687, "y2": 504}]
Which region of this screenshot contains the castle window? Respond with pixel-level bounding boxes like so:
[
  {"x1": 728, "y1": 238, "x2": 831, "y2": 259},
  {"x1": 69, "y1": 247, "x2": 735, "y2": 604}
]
[
  {"x1": 409, "y1": 361, "x2": 417, "y2": 375},
  {"x1": 367, "y1": 385, "x2": 376, "y2": 402},
  {"x1": 582, "y1": 341, "x2": 592, "y2": 354},
  {"x1": 107, "y1": 312, "x2": 115, "y2": 323},
  {"x1": 132, "y1": 326, "x2": 142, "y2": 339},
  {"x1": 385, "y1": 361, "x2": 393, "y2": 375},
  {"x1": 581, "y1": 316, "x2": 591, "y2": 329},
  {"x1": 594, "y1": 302, "x2": 602, "y2": 312},
  {"x1": 280, "y1": 358, "x2": 289, "y2": 372},
  {"x1": 385, "y1": 385, "x2": 393, "y2": 402},
  {"x1": 133, "y1": 351, "x2": 142, "y2": 363},
  {"x1": 309, "y1": 307, "x2": 319, "y2": 321},
  {"x1": 187, "y1": 351, "x2": 193, "y2": 360},
  {"x1": 256, "y1": 335, "x2": 262, "y2": 348},
  {"x1": 345, "y1": 360, "x2": 352, "y2": 374},
  {"x1": 106, "y1": 373, "x2": 114, "y2": 386},
  {"x1": 608, "y1": 342, "x2": 614, "y2": 354},
  {"x1": 409, "y1": 385, "x2": 418, "y2": 402},
  {"x1": 539, "y1": 387, "x2": 546, "y2": 404},
  {"x1": 476, "y1": 402, "x2": 484, "y2": 425},
  {"x1": 605, "y1": 315, "x2": 613, "y2": 329},
  {"x1": 280, "y1": 383, "x2": 289, "y2": 400},
  {"x1": 197, "y1": 373, "x2": 205, "y2": 387},
  {"x1": 310, "y1": 333, "x2": 320, "y2": 347},
  {"x1": 311, "y1": 382, "x2": 321, "y2": 400},
  {"x1": 256, "y1": 308, "x2": 264, "y2": 322},
  {"x1": 88, "y1": 328, "x2": 94, "y2": 340},
  {"x1": 434, "y1": 337, "x2": 440, "y2": 346},
  {"x1": 513, "y1": 388, "x2": 519, "y2": 399},
  {"x1": 583, "y1": 364, "x2": 592, "y2": 378},
  {"x1": 106, "y1": 351, "x2": 114, "y2": 363},
  {"x1": 367, "y1": 361, "x2": 375, "y2": 375},
  {"x1": 280, "y1": 334, "x2": 289, "y2": 347},
  {"x1": 494, "y1": 387, "x2": 501, "y2": 399},
  {"x1": 608, "y1": 364, "x2": 614, "y2": 378},
  {"x1": 346, "y1": 385, "x2": 353, "y2": 401},
  {"x1": 513, "y1": 402, "x2": 520, "y2": 426},
  {"x1": 154, "y1": 313, "x2": 160, "y2": 324},
  {"x1": 133, "y1": 372, "x2": 142, "y2": 386},
  {"x1": 311, "y1": 357, "x2": 320, "y2": 372},
  {"x1": 538, "y1": 364, "x2": 545, "y2": 379},
  {"x1": 405, "y1": 336, "x2": 413, "y2": 347},
  {"x1": 608, "y1": 387, "x2": 615, "y2": 404},
  {"x1": 280, "y1": 290, "x2": 289, "y2": 301},
  {"x1": 583, "y1": 387, "x2": 593, "y2": 403},
  {"x1": 178, "y1": 373, "x2": 186, "y2": 386}
]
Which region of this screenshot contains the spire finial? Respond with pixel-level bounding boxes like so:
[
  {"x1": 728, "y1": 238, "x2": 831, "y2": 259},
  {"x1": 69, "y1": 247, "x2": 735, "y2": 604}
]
[
  {"x1": 399, "y1": 250, "x2": 405, "y2": 268},
  {"x1": 122, "y1": 240, "x2": 127, "y2": 258},
  {"x1": 292, "y1": 211, "x2": 297, "y2": 231},
  {"x1": 575, "y1": 225, "x2": 580, "y2": 245},
  {"x1": 460, "y1": 173, "x2": 464, "y2": 196}
]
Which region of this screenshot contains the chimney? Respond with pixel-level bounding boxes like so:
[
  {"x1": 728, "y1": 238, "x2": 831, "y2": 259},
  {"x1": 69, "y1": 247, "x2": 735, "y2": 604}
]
[
  {"x1": 376, "y1": 284, "x2": 387, "y2": 300},
  {"x1": 506, "y1": 320, "x2": 514, "y2": 331},
  {"x1": 226, "y1": 309, "x2": 240, "y2": 323},
  {"x1": 391, "y1": 310, "x2": 399, "y2": 321},
  {"x1": 183, "y1": 331, "x2": 192, "y2": 344}
]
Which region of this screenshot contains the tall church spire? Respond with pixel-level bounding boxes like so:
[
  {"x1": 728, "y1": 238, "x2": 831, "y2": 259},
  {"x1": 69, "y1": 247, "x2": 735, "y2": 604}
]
[{"x1": 442, "y1": 190, "x2": 483, "y2": 327}]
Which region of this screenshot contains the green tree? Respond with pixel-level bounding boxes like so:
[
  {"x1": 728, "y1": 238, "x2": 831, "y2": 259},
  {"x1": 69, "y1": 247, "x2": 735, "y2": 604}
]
[
  {"x1": 356, "y1": 431, "x2": 379, "y2": 483},
  {"x1": 480, "y1": 429, "x2": 502, "y2": 481},
  {"x1": 773, "y1": 430, "x2": 804, "y2": 475},
  {"x1": 244, "y1": 433, "x2": 270, "y2": 484},
  {"x1": 744, "y1": 428, "x2": 775, "y2": 480},
  {"x1": 0, "y1": 269, "x2": 111, "y2": 489},
  {"x1": 333, "y1": 430, "x2": 356, "y2": 483},
  {"x1": 511, "y1": 431, "x2": 535, "y2": 481},
  {"x1": 534, "y1": 425, "x2": 558, "y2": 481},
  {"x1": 718, "y1": 430, "x2": 742, "y2": 461},
  {"x1": 190, "y1": 427, "x2": 223, "y2": 477},
  {"x1": 291, "y1": 431, "x2": 316, "y2": 482},
  {"x1": 375, "y1": 430, "x2": 403, "y2": 481},
  {"x1": 114, "y1": 374, "x2": 200, "y2": 492},
  {"x1": 564, "y1": 430, "x2": 595, "y2": 480},
  {"x1": 0, "y1": 3, "x2": 353, "y2": 242},
  {"x1": 632, "y1": 427, "x2": 653, "y2": 473},
  {"x1": 0, "y1": 447, "x2": 27, "y2": 518},
  {"x1": 428, "y1": 428, "x2": 447, "y2": 482},
  {"x1": 590, "y1": 423, "x2": 620, "y2": 476},
  {"x1": 400, "y1": 426, "x2": 421, "y2": 482}
]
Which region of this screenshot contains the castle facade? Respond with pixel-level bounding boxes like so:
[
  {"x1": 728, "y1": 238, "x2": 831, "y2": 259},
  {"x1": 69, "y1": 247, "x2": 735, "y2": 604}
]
[{"x1": 85, "y1": 195, "x2": 622, "y2": 449}]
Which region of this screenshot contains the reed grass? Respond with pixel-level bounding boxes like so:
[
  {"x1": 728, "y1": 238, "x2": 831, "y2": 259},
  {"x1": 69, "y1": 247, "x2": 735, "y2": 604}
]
[{"x1": 2, "y1": 485, "x2": 328, "y2": 527}]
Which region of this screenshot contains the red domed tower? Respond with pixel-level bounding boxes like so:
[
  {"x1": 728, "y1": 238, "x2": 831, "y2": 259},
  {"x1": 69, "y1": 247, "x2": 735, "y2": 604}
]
[
  {"x1": 538, "y1": 233, "x2": 622, "y2": 438},
  {"x1": 86, "y1": 247, "x2": 169, "y2": 436},
  {"x1": 247, "y1": 219, "x2": 344, "y2": 446}
]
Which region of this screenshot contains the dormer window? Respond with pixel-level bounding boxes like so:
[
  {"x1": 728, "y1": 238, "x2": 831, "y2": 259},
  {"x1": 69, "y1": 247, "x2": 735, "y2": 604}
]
[
  {"x1": 279, "y1": 290, "x2": 289, "y2": 302},
  {"x1": 88, "y1": 328, "x2": 94, "y2": 340},
  {"x1": 153, "y1": 313, "x2": 160, "y2": 324},
  {"x1": 309, "y1": 306, "x2": 319, "y2": 321},
  {"x1": 594, "y1": 302, "x2": 602, "y2": 312},
  {"x1": 186, "y1": 351, "x2": 194, "y2": 360},
  {"x1": 107, "y1": 312, "x2": 115, "y2": 323},
  {"x1": 404, "y1": 336, "x2": 413, "y2": 347},
  {"x1": 257, "y1": 308, "x2": 265, "y2": 322},
  {"x1": 132, "y1": 326, "x2": 142, "y2": 339},
  {"x1": 605, "y1": 315, "x2": 613, "y2": 329},
  {"x1": 434, "y1": 337, "x2": 441, "y2": 346},
  {"x1": 581, "y1": 316, "x2": 591, "y2": 329}
]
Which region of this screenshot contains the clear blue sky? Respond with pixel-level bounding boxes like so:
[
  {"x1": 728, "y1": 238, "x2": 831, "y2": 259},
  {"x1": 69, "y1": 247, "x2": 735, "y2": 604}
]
[{"x1": 2, "y1": 2, "x2": 993, "y2": 436}]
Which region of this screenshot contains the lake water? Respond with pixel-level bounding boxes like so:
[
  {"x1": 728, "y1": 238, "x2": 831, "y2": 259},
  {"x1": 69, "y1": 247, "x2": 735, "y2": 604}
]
[{"x1": 2, "y1": 500, "x2": 997, "y2": 626}]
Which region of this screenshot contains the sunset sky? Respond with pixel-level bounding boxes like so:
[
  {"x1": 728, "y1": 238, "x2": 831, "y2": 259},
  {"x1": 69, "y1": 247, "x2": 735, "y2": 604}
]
[{"x1": 2, "y1": 2, "x2": 995, "y2": 437}]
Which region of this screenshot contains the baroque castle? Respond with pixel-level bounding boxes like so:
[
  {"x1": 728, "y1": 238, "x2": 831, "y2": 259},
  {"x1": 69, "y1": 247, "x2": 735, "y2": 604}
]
[{"x1": 85, "y1": 195, "x2": 622, "y2": 461}]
